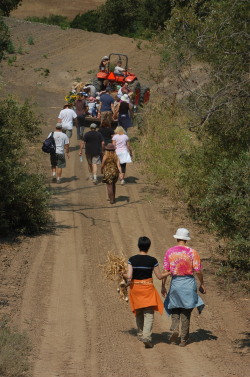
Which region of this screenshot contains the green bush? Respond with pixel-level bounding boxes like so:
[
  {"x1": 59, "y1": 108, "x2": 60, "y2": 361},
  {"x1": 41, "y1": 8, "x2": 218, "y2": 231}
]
[
  {"x1": 26, "y1": 15, "x2": 70, "y2": 29},
  {"x1": 6, "y1": 39, "x2": 15, "y2": 54},
  {"x1": 71, "y1": 0, "x2": 172, "y2": 38},
  {"x1": 0, "y1": 17, "x2": 11, "y2": 61},
  {"x1": 0, "y1": 0, "x2": 22, "y2": 17},
  {"x1": 27, "y1": 35, "x2": 34, "y2": 45},
  {"x1": 137, "y1": 0, "x2": 250, "y2": 274},
  {"x1": 70, "y1": 11, "x2": 100, "y2": 32},
  {"x1": 0, "y1": 97, "x2": 51, "y2": 235},
  {"x1": 0, "y1": 319, "x2": 31, "y2": 377}
]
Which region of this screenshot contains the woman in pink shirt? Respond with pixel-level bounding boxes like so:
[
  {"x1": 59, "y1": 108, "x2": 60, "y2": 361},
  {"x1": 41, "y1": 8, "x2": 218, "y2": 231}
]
[
  {"x1": 162, "y1": 228, "x2": 206, "y2": 347},
  {"x1": 112, "y1": 126, "x2": 132, "y2": 185}
]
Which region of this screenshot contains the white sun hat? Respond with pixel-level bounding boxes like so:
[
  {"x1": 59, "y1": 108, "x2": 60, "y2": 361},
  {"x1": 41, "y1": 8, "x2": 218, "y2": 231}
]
[
  {"x1": 121, "y1": 94, "x2": 130, "y2": 103},
  {"x1": 173, "y1": 228, "x2": 191, "y2": 240}
]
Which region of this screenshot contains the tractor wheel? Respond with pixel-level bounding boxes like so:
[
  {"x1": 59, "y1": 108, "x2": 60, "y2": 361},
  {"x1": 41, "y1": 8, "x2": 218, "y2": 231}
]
[
  {"x1": 140, "y1": 86, "x2": 150, "y2": 106},
  {"x1": 128, "y1": 80, "x2": 141, "y2": 105},
  {"x1": 92, "y1": 78, "x2": 103, "y2": 92}
]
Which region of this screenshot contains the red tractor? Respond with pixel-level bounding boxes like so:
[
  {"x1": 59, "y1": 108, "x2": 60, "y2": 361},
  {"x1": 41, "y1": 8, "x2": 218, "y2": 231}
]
[{"x1": 92, "y1": 53, "x2": 150, "y2": 106}]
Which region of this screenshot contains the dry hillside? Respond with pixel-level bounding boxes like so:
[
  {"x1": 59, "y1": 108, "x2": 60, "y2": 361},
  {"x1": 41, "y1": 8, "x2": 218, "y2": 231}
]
[{"x1": 11, "y1": 0, "x2": 105, "y2": 20}]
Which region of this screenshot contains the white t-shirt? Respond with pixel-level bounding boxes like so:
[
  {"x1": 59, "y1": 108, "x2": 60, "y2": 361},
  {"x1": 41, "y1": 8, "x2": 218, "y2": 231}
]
[
  {"x1": 88, "y1": 102, "x2": 96, "y2": 112},
  {"x1": 58, "y1": 108, "x2": 77, "y2": 130},
  {"x1": 48, "y1": 131, "x2": 69, "y2": 154},
  {"x1": 112, "y1": 134, "x2": 129, "y2": 153},
  {"x1": 114, "y1": 66, "x2": 125, "y2": 75}
]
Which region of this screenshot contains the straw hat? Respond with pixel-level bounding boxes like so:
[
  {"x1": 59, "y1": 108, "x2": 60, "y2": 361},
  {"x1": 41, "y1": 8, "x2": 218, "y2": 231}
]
[{"x1": 105, "y1": 143, "x2": 116, "y2": 151}]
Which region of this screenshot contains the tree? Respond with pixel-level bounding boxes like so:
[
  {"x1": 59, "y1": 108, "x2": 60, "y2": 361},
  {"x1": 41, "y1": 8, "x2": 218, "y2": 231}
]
[
  {"x1": 0, "y1": 98, "x2": 51, "y2": 234},
  {"x1": 0, "y1": 17, "x2": 10, "y2": 61},
  {"x1": 0, "y1": 0, "x2": 22, "y2": 16},
  {"x1": 144, "y1": 0, "x2": 250, "y2": 271}
]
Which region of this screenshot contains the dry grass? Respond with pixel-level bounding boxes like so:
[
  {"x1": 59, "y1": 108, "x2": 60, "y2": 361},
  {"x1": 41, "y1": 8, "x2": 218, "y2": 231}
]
[
  {"x1": 134, "y1": 95, "x2": 196, "y2": 200},
  {"x1": 0, "y1": 319, "x2": 31, "y2": 377},
  {"x1": 12, "y1": 0, "x2": 106, "y2": 20},
  {"x1": 100, "y1": 251, "x2": 129, "y2": 302}
]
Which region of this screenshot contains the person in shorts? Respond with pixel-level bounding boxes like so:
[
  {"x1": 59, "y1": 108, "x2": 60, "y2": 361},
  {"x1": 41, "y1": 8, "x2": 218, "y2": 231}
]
[
  {"x1": 49, "y1": 123, "x2": 70, "y2": 184},
  {"x1": 79, "y1": 123, "x2": 104, "y2": 184},
  {"x1": 58, "y1": 103, "x2": 77, "y2": 140}
]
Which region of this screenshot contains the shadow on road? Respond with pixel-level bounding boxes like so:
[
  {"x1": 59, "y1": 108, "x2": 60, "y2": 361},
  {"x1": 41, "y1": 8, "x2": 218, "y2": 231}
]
[
  {"x1": 122, "y1": 328, "x2": 170, "y2": 344},
  {"x1": 116, "y1": 195, "x2": 130, "y2": 203},
  {"x1": 190, "y1": 328, "x2": 218, "y2": 343},
  {"x1": 125, "y1": 176, "x2": 139, "y2": 184}
]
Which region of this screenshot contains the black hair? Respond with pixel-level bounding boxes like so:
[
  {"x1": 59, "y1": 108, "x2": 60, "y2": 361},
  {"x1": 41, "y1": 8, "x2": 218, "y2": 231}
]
[{"x1": 138, "y1": 236, "x2": 151, "y2": 252}]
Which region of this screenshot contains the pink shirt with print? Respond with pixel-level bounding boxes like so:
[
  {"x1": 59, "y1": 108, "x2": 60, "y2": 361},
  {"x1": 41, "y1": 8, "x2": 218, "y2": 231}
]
[{"x1": 163, "y1": 245, "x2": 202, "y2": 276}]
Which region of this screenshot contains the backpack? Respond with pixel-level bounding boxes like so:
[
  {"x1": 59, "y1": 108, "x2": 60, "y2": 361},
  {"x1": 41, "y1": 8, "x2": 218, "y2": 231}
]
[{"x1": 42, "y1": 132, "x2": 56, "y2": 153}]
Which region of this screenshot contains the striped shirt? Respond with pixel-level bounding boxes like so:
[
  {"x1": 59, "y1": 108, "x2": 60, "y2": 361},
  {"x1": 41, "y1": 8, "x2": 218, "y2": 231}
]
[{"x1": 128, "y1": 254, "x2": 159, "y2": 280}]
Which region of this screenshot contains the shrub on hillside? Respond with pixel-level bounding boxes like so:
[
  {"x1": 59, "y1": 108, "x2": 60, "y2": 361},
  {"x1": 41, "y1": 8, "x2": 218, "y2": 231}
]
[
  {"x1": 0, "y1": 17, "x2": 11, "y2": 61},
  {"x1": 180, "y1": 149, "x2": 250, "y2": 271},
  {"x1": 0, "y1": 0, "x2": 22, "y2": 17},
  {"x1": 0, "y1": 97, "x2": 51, "y2": 235},
  {"x1": 26, "y1": 15, "x2": 70, "y2": 29},
  {"x1": 70, "y1": 0, "x2": 172, "y2": 38},
  {"x1": 70, "y1": 11, "x2": 100, "y2": 32}
]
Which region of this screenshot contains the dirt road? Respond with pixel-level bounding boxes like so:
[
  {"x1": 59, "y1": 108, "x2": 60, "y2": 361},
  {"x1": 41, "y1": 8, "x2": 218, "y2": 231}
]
[{"x1": 0, "y1": 18, "x2": 249, "y2": 377}]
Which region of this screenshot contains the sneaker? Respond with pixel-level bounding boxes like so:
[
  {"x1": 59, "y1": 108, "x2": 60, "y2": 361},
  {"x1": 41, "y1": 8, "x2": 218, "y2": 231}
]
[
  {"x1": 57, "y1": 178, "x2": 61, "y2": 184},
  {"x1": 52, "y1": 177, "x2": 57, "y2": 183},
  {"x1": 142, "y1": 339, "x2": 153, "y2": 349},
  {"x1": 121, "y1": 179, "x2": 125, "y2": 185},
  {"x1": 169, "y1": 331, "x2": 179, "y2": 344},
  {"x1": 93, "y1": 179, "x2": 97, "y2": 185}
]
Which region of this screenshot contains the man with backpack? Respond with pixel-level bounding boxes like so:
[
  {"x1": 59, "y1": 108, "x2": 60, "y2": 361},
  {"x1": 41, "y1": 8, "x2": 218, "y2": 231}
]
[{"x1": 48, "y1": 123, "x2": 70, "y2": 183}]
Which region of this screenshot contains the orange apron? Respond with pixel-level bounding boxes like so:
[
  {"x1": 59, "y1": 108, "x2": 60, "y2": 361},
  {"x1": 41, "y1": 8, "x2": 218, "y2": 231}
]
[{"x1": 129, "y1": 278, "x2": 164, "y2": 315}]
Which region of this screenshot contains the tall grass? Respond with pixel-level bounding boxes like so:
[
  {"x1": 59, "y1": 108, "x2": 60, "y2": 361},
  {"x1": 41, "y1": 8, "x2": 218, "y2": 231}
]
[
  {"x1": 0, "y1": 320, "x2": 31, "y2": 376},
  {"x1": 134, "y1": 96, "x2": 196, "y2": 199}
]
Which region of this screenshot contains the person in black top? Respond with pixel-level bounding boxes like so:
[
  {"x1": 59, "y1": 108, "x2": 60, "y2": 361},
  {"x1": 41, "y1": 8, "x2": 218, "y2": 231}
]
[
  {"x1": 79, "y1": 123, "x2": 104, "y2": 184},
  {"x1": 124, "y1": 237, "x2": 170, "y2": 348},
  {"x1": 98, "y1": 120, "x2": 115, "y2": 146},
  {"x1": 115, "y1": 94, "x2": 133, "y2": 131}
]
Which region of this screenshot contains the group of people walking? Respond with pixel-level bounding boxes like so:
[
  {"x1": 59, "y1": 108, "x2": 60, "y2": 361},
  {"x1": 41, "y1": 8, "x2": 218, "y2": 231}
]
[
  {"x1": 48, "y1": 113, "x2": 132, "y2": 203},
  {"x1": 124, "y1": 229, "x2": 206, "y2": 349},
  {"x1": 46, "y1": 96, "x2": 206, "y2": 351},
  {"x1": 79, "y1": 123, "x2": 132, "y2": 203}
]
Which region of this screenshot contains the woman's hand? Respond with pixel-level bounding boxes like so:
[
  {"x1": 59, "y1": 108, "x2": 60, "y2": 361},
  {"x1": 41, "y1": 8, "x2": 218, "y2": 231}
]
[
  {"x1": 199, "y1": 284, "x2": 206, "y2": 294},
  {"x1": 161, "y1": 286, "x2": 167, "y2": 297}
]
